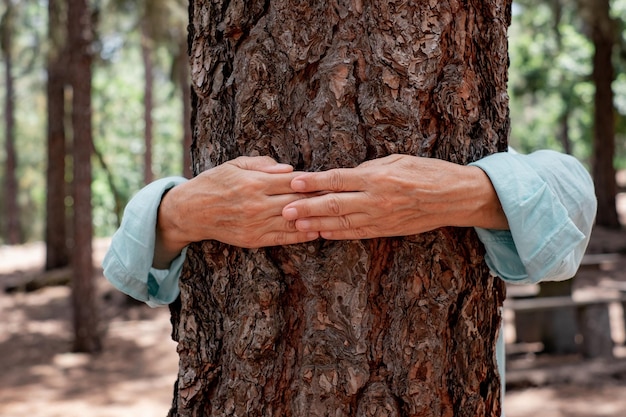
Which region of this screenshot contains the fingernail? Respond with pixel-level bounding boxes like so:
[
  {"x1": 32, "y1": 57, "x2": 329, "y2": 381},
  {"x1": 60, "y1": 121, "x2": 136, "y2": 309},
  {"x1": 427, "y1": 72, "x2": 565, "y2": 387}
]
[
  {"x1": 283, "y1": 207, "x2": 298, "y2": 220},
  {"x1": 291, "y1": 179, "x2": 306, "y2": 191},
  {"x1": 306, "y1": 232, "x2": 318, "y2": 240}
]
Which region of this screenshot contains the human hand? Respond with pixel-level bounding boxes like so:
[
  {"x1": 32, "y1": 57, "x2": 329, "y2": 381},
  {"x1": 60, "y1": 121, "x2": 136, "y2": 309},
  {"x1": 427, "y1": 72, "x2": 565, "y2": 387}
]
[
  {"x1": 282, "y1": 154, "x2": 508, "y2": 240},
  {"x1": 154, "y1": 156, "x2": 319, "y2": 268}
]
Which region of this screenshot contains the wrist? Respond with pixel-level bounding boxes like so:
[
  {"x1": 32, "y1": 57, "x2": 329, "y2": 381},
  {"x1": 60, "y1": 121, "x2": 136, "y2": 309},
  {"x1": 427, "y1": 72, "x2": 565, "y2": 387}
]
[
  {"x1": 153, "y1": 186, "x2": 192, "y2": 269},
  {"x1": 462, "y1": 166, "x2": 509, "y2": 230}
]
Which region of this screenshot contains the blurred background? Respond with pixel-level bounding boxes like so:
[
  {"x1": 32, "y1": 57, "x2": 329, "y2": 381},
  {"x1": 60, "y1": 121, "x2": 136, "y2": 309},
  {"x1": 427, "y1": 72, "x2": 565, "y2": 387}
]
[{"x1": 1, "y1": 0, "x2": 626, "y2": 416}]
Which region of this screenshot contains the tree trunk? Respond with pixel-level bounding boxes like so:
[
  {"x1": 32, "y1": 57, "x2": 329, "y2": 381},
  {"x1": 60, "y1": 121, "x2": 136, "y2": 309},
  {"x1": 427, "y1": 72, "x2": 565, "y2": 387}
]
[
  {"x1": 1, "y1": 0, "x2": 21, "y2": 245},
  {"x1": 68, "y1": 0, "x2": 100, "y2": 353},
  {"x1": 171, "y1": 1, "x2": 510, "y2": 416},
  {"x1": 584, "y1": 0, "x2": 619, "y2": 228},
  {"x1": 45, "y1": 0, "x2": 70, "y2": 270},
  {"x1": 142, "y1": 23, "x2": 154, "y2": 185}
]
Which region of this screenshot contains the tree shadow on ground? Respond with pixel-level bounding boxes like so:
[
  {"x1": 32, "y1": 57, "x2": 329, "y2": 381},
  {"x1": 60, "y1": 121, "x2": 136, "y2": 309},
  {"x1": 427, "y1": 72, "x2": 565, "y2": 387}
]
[{"x1": 0, "y1": 280, "x2": 178, "y2": 414}]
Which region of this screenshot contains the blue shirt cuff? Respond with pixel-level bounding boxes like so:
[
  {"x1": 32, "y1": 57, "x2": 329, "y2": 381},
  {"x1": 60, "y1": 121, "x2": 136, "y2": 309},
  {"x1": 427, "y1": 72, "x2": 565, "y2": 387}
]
[
  {"x1": 102, "y1": 176, "x2": 188, "y2": 306},
  {"x1": 471, "y1": 150, "x2": 595, "y2": 284}
]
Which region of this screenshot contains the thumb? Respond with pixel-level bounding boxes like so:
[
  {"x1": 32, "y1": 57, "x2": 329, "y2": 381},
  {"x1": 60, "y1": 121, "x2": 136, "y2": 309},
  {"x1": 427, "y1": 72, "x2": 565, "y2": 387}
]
[{"x1": 230, "y1": 156, "x2": 294, "y2": 174}]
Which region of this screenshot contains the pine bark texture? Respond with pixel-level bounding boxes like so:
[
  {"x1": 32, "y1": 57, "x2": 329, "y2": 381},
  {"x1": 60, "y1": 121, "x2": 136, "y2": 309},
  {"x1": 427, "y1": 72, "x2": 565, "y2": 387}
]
[{"x1": 171, "y1": 1, "x2": 510, "y2": 416}]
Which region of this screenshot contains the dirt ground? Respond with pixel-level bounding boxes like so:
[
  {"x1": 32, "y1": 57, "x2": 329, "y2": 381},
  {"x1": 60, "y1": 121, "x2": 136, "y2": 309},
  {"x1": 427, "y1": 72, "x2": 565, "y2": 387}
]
[{"x1": 2, "y1": 229, "x2": 626, "y2": 417}]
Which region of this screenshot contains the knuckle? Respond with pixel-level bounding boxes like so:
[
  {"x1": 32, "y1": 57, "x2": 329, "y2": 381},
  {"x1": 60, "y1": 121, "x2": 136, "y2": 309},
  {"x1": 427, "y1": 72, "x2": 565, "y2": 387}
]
[
  {"x1": 326, "y1": 196, "x2": 342, "y2": 215},
  {"x1": 272, "y1": 232, "x2": 284, "y2": 245},
  {"x1": 286, "y1": 220, "x2": 297, "y2": 231},
  {"x1": 328, "y1": 170, "x2": 344, "y2": 191},
  {"x1": 338, "y1": 215, "x2": 353, "y2": 230}
]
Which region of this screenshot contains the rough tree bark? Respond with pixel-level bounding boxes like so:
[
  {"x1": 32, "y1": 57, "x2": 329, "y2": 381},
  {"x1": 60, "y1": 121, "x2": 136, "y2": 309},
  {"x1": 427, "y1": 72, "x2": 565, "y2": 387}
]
[{"x1": 170, "y1": 1, "x2": 510, "y2": 416}]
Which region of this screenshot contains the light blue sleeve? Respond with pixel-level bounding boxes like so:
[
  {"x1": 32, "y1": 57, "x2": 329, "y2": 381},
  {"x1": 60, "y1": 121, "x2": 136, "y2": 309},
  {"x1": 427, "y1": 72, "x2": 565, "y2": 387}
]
[
  {"x1": 102, "y1": 177, "x2": 189, "y2": 307},
  {"x1": 470, "y1": 150, "x2": 596, "y2": 284}
]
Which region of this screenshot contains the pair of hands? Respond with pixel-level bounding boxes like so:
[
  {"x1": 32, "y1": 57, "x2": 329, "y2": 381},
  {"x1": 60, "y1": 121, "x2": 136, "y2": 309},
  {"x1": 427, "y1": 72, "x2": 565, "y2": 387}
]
[{"x1": 154, "y1": 155, "x2": 508, "y2": 268}]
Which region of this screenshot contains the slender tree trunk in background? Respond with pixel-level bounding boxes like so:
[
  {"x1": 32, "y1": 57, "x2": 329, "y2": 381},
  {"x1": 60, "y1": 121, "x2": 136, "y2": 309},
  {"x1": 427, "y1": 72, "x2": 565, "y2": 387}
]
[
  {"x1": 142, "y1": 24, "x2": 154, "y2": 185},
  {"x1": 170, "y1": 1, "x2": 510, "y2": 416},
  {"x1": 557, "y1": 111, "x2": 572, "y2": 155},
  {"x1": 68, "y1": 0, "x2": 100, "y2": 353},
  {"x1": 45, "y1": 0, "x2": 70, "y2": 270},
  {"x1": 1, "y1": 0, "x2": 21, "y2": 245},
  {"x1": 582, "y1": 0, "x2": 619, "y2": 227},
  {"x1": 178, "y1": 41, "x2": 193, "y2": 178}
]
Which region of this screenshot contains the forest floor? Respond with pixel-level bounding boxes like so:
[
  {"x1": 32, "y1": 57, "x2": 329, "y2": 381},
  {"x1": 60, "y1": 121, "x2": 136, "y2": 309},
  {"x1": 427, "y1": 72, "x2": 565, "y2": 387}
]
[{"x1": 2, "y1": 225, "x2": 626, "y2": 417}]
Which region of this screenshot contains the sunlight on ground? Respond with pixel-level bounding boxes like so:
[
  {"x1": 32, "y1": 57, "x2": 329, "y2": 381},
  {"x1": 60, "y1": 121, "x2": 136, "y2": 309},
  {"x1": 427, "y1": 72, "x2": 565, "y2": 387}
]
[
  {"x1": 505, "y1": 385, "x2": 626, "y2": 417},
  {"x1": 0, "y1": 266, "x2": 178, "y2": 417},
  {"x1": 2, "y1": 237, "x2": 626, "y2": 416}
]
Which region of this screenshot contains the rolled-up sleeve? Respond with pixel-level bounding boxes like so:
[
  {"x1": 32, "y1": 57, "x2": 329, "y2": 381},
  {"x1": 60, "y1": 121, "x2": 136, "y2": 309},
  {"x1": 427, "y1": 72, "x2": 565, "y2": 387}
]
[
  {"x1": 470, "y1": 150, "x2": 596, "y2": 284},
  {"x1": 102, "y1": 177, "x2": 188, "y2": 307}
]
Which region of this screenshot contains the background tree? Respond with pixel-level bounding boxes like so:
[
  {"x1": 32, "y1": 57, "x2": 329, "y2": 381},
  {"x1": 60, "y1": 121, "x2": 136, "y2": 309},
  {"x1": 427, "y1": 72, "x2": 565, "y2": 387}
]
[
  {"x1": 141, "y1": 16, "x2": 155, "y2": 185},
  {"x1": 1, "y1": 0, "x2": 21, "y2": 245},
  {"x1": 45, "y1": 0, "x2": 70, "y2": 270},
  {"x1": 141, "y1": 0, "x2": 190, "y2": 178},
  {"x1": 510, "y1": 0, "x2": 624, "y2": 227},
  {"x1": 68, "y1": 0, "x2": 100, "y2": 353},
  {"x1": 169, "y1": 1, "x2": 510, "y2": 416},
  {"x1": 508, "y1": 0, "x2": 594, "y2": 157},
  {"x1": 579, "y1": 0, "x2": 620, "y2": 227}
]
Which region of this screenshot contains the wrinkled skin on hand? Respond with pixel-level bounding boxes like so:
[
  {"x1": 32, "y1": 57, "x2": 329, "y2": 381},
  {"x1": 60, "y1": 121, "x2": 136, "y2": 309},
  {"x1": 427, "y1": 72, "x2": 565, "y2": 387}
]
[
  {"x1": 282, "y1": 154, "x2": 509, "y2": 240},
  {"x1": 154, "y1": 156, "x2": 319, "y2": 268}
]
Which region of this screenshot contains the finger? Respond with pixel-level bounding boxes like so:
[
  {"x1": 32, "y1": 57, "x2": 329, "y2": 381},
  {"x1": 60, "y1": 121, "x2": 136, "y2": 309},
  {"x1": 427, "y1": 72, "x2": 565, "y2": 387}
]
[
  {"x1": 290, "y1": 168, "x2": 365, "y2": 193},
  {"x1": 231, "y1": 155, "x2": 294, "y2": 173},
  {"x1": 263, "y1": 175, "x2": 312, "y2": 196},
  {"x1": 250, "y1": 215, "x2": 320, "y2": 247},
  {"x1": 260, "y1": 230, "x2": 320, "y2": 247},
  {"x1": 260, "y1": 193, "x2": 314, "y2": 215},
  {"x1": 294, "y1": 212, "x2": 371, "y2": 233},
  {"x1": 282, "y1": 192, "x2": 363, "y2": 220}
]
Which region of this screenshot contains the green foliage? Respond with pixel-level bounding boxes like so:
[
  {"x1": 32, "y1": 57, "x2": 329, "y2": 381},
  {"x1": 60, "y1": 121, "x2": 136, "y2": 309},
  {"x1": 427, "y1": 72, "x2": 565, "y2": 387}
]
[
  {"x1": 509, "y1": 0, "x2": 592, "y2": 160},
  {"x1": 93, "y1": 1, "x2": 184, "y2": 237},
  {"x1": 0, "y1": 0, "x2": 186, "y2": 243},
  {"x1": 509, "y1": 0, "x2": 626, "y2": 169},
  {"x1": 613, "y1": 0, "x2": 626, "y2": 168}
]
